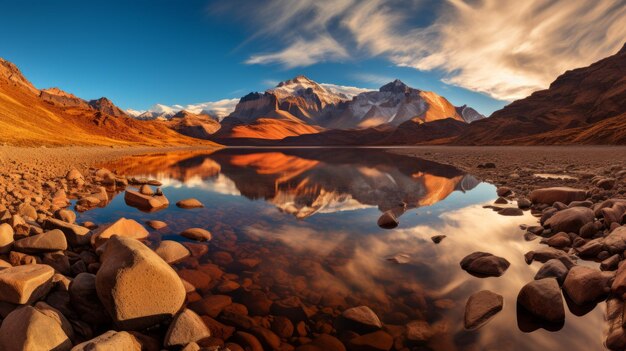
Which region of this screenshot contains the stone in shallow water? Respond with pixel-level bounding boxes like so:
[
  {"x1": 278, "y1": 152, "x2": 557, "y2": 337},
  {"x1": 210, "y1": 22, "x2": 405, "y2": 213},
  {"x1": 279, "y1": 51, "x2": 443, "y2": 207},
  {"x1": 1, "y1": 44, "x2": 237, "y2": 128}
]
[
  {"x1": 377, "y1": 210, "x2": 398, "y2": 229},
  {"x1": 0, "y1": 264, "x2": 54, "y2": 304},
  {"x1": 498, "y1": 207, "x2": 523, "y2": 216},
  {"x1": 95, "y1": 236, "x2": 186, "y2": 330},
  {"x1": 93, "y1": 217, "x2": 149, "y2": 245},
  {"x1": 347, "y1": 330, "x2": 393, "y2": 351},
  {"x1": 460, "y1": 252, "x2": 510, "y2": 277},
  {"x1": 517, "y1": 278, "x2": 564, "y2": 323},
  {"x1": 154, "y1": 240, "x2": 190, "y2": 264},
  {"x1": 562, "y1": 266, "x2": 612, "y2": 306},
  {"x1": 146, "y1": 220, "x2": 167, "y2": 230},
  {"x1": 431, "y1": 235, "x2": 446, "y2": 243},
  {"x1": 464, "y1": 290, "x2": 503, "y2": 329},
  {"x1": 176, "y1": 198, "x2": 204, "y2": 209},
  {"x1": 164, "y1": 309, "x2": 211, "y2": 348},
  {"x1": 534, "y1": 259, "x2": 569, "y2": 285},
  {"x1": 180, "y1": 228, "x2": 212, "y2": 242},
  {"x1": 544, "y1": 207, "x2": 594, "y2": 234},
  {"x1": 124, "y1": 190, "x2": 169, "y2": 211},
  {"x1": 341, "y1": 306, "x2": 382, "y2": 330}
]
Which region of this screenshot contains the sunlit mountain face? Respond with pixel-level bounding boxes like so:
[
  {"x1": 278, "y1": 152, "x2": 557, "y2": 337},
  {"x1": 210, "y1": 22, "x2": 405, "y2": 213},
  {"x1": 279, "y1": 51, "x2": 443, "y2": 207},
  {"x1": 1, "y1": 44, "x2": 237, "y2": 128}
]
[{"x1": 101, "y1": 148, "x2": 480, "y2": 221}]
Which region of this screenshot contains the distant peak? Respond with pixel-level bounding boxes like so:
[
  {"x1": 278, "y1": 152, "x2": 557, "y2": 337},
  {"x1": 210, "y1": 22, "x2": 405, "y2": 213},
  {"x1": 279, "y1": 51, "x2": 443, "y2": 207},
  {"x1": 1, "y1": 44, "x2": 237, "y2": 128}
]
[
  {"x1": 277, "y1": 75, "x2": 316, "y2": 87},
  {"x1": 380, "y1": 79, "x2": 411, "y2": 93}
]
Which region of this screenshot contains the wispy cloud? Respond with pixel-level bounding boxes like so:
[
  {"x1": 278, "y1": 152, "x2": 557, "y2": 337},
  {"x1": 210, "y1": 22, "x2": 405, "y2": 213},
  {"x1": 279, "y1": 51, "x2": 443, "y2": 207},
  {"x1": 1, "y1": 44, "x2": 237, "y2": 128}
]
[
  {"x1": 351, "y1": 73, "x2": 396, "y2": 86},
  {"x1": 226, "y1": 0, "x2": 626, "y2": 101}
]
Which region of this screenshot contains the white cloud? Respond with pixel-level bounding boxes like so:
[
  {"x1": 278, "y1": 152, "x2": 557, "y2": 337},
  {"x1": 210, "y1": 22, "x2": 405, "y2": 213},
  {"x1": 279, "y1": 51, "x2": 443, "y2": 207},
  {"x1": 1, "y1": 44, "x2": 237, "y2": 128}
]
[
  {"x1": 233, "y1": 0, "x2": 626, "y2": 101},
  {"x1": 245, "y1": 35, "x2": 349, "y2": 68},
  {"x1": 320, "y1": 83, "x2": 371, "y2": 98},
  {"x1": 183, "y1": 98, "x2": 240, "y2": 118}
]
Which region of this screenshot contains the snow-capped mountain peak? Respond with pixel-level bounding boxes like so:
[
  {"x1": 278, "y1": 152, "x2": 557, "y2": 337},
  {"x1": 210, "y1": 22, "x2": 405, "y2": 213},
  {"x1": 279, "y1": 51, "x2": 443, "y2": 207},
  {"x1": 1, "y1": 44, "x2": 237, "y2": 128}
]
[{"x1": 268, "y1": 75, "x2": 354, "y2": 107}]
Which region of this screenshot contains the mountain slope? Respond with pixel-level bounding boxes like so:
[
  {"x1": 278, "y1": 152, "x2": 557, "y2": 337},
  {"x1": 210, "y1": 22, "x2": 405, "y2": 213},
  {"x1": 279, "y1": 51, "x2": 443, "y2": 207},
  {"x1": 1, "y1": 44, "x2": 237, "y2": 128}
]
[
  {"x1": 0, "y1": 58, "x2": 217, "y2": 146},
  {"x1": 456, "y1": 43, "x2": 626, "y2": 145}
]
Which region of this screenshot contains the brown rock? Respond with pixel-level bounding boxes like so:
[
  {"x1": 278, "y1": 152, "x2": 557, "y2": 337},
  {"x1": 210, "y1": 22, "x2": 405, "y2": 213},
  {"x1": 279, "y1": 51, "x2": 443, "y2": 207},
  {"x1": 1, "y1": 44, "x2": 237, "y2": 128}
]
[
  {"x1": 464, "y1": 290, "x2": 503, "y2": 329},
  {"x1": 43, "y1": 218, "x2": 91, "y2": 246},
  {"x1": 0, "y1": 223, "x2": 14, "y2": 253},
  {"x1": 544, "y1": 207, "x2": 594, "y2": 234},
  {"x1": 13, "y1": 229, "x2": 67, "y2": 253},
  {"x1": 460, "y1": 252, "x2": 510, "y2": 277},
  {"x1": 176, "y1": 198, "x2": 204, "y2": 209},
  {"x1": 95, "y1": 236, "x2": 186, "y2": 330},
  {"x1": 124, "y1": 190, "x2": 169, "y2": 210},
  {"x1": 562, "y1": 266, "x2": 612, "y2": 305},
  {"x1": 146, "y1": 220, "x2": 167, "y2": 230},
  {"x1": 517, "y1": 278, "x2": 564, "y2": 322},
  {"x1": 180, "y1": 228, "x2": 212, "y2": 242},
  {"x1": 154, "y1": 240, "x2": 190, "y2": 264},
  {"x1": 93, "y1": 217, "x2": 149, "y2": 244},
  {"x1": 164, "y1": 309, "x2": 211, "y2": 348},
  {"x1": 377, "y1": 211, "x2": 398, "y2": 229},
  {"x1": 0, "y1": 264, "x2": 54, "y2": 304},
  {"x1": 529, "y1": 187, "x2": 587, "y2": 205},
  {"x1": 72, "y1": 330, "x2": 141, "y2": 350},
  {"x1": 342, "y1": 305, "x2": 382, "y2": 330},
  {"x1": 0, "y1": 305, "x2": 72, "y2": 351},
  {"x1": 348, "y1": 330, "x2": 393, "y2": 351}
]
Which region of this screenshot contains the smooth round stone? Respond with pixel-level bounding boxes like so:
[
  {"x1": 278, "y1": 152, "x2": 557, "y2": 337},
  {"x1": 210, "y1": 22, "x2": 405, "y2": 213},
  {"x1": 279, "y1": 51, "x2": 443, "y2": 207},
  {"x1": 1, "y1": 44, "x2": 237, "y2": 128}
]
[
  {"x1": 176, "y1": 198, "x2": 205, "y2": 209},
  {"x1": 155, "y1": 240, "x2": 191, "y2": 264},
  {"x1": 180, "y1": 228, "x2": 212, "y2": 242}
]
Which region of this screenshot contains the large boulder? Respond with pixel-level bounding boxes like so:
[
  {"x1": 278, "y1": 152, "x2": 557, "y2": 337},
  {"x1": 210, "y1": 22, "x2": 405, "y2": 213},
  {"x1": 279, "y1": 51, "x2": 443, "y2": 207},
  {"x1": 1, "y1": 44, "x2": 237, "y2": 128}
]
[
  {"x1": 0, "y1": 264, "x2": 54, "y2": 304},
  {"x1": 0, "y1": 306, "x2": 72, "y2": 351},
  {"x1": 464, "y1": 290, "x2": 503, "y2": 329},
  {"x1": 71, "y1": 330, "x2": 141, "y2": 351},
  {"x1": 517, "y1": 278, "x2": 564, "y2": 322},
  {"x1": 13, "y1": 229, "x2": 67, "y2": 254},
  {"x1": 69, "y1": 273, "x2": 110, "y2": 325},
  {"x1": 164, "y1": 309, "x2": 211, "y2": 348},
  {"x1": 544, "y1": 207, "x2": 594, "y2": 233},
  {"x1": 530, "y1": 187, "x2": 587, "y2": 205},
  {"x1": 460, "y1": 252, "x2": 510, "y2": 277},
  {"x1": 562, "y1": 266, "x2": 612, "y2": 305},
  {"x1": 95, "y1": 236, "x2": 186, "y2": 330}
]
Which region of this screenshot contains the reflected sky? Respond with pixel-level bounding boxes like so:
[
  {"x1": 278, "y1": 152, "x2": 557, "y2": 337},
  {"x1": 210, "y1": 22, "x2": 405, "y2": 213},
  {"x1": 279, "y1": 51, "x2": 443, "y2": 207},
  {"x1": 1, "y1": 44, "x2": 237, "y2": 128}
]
[{"x1": 82, "y1": 148, "x2": 606, "y2": 350}]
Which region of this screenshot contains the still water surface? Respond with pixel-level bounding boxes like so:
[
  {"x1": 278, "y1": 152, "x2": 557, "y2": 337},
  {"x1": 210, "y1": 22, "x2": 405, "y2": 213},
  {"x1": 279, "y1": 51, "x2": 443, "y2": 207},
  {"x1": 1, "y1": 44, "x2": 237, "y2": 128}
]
[{"x1": 82, "y1": 148, "x2": 605, "y2": 350}]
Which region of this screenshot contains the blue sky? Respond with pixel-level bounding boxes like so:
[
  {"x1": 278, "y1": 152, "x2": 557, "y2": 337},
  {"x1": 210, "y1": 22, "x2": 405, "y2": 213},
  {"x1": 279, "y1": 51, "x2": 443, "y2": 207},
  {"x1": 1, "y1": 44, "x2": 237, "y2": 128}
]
[{"x1": 1, "y1": 0, "x2": 625, "y2": 116}]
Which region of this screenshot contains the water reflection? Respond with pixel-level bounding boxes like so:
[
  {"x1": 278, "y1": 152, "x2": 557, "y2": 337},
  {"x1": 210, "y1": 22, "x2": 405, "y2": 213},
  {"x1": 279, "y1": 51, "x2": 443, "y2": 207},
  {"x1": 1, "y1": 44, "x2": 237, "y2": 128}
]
[{"x1": 87, "y1": 148, "x2": 606, "y2": 351}]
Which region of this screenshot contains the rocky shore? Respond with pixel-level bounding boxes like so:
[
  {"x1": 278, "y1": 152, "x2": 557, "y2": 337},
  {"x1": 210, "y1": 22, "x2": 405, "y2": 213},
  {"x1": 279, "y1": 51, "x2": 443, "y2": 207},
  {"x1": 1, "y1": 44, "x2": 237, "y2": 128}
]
[{"x1": 0, "y1": 145, "x2": 624, "y2": 350}]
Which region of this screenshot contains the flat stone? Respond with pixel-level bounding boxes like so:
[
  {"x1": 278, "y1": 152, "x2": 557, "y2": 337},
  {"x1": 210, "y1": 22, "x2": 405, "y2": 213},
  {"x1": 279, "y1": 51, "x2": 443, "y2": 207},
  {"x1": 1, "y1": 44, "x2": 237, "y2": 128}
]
[
  {"x1": 180, "y1": 228, "x2": 212, "y2": 242},
  {"x1": 146, "y1": 220, "x2": 167, "y2": 230},
  {"x1": 96, "y1": 236, "x2": 186, "y2": 330},
  {"x1": 124, "y1": 190, "x2": 169, "y2": 211},
  {"x1": 13, "y1": 229, "x2": 67, "y2": 253},
  {"x1": 176, "y1": 198, "x2": 204, "y2": 209},
  {"x1": 464, "y1": 290, "x2": 503, "y2": 329},
  {"x1": 0, "y1": 264, "x2": 54, "y2": 304},
  {"x1": 460, "y1": 252, "x2": 510, "y2": 277},
  {"x1": 43, "y1": 218, "x2": 91, "y2": 246},
  {"x1": 347, "y1": 330, "x2": 393, "y2": 351},
  {"x1": 498, "y1": 207, "x2": 523, "y2": 216}
]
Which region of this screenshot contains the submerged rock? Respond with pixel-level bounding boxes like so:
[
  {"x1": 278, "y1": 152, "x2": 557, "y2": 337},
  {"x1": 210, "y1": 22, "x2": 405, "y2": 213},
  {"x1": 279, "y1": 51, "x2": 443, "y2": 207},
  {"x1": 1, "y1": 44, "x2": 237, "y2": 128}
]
[
  {"x1": 176, "y1": 198, "x2": 204, "y2": 209},
  {"x1": 464, "y1": 290, "x2": 503, "y2": 329}
]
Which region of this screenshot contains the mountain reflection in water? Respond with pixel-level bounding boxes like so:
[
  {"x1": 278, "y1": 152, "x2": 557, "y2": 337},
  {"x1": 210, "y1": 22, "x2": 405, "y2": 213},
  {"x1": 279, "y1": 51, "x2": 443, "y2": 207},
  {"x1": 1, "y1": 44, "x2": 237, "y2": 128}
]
[{"x1": 88, "y1": 148, "x2": 606, "y2": 351}]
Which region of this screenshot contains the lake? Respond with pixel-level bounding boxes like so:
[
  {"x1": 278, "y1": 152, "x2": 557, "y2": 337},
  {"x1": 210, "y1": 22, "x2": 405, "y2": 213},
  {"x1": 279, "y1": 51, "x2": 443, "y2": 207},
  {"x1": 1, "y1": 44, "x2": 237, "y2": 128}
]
[{"x1": 81, "y1": 148, "x2": 606, "y2": 350}]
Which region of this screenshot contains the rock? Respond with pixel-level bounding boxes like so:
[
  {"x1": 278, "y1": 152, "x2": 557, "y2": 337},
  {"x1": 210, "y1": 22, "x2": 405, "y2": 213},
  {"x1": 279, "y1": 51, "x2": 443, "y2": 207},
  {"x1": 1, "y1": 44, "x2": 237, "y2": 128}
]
[
  {"x1": 44, "y1": 218, "x2": 91, "y2": 246},
  {"x1": 460, "y1": 252, "x2": 510, "y2": 277},
  {"x1": 611, "y1": 262, "x2": 626, "y2": 298},
  {"x1": 250, "y1": 326, "x2": 281, "y2": 350},
  {"x1": 176, "y1": 198, "x2": 204, "y2": 209},
  {"x1": 534, "y1": 259, "x2": 569, "y2": 284},
  {"x1": 517, "y1": 278, "x2": 564, "y2": 322},
  {"x1": 494, "y1": 197, "x2": 508, "y2": 204},
  {"x1": 431, "y1": 235, "x2": 446, "y2": 244},
  {"x1": 180, "y1": 228, "x2": 212, "y2": 242},
  {"x1": 154, "y1": 240, "x2": 191, "y2": 264},
  {"x1": 71, "y1": 330, "x2": 141, "y2": 350},
  {"x1": 604, "y1": 227, "x2": 626, "y2": 254},
  {"x1": 95, "y1": 236, "x2": 186, "y2": 330},
  {"x1": 498, "y1": 207, "x2": 523, "y2": 216},
  {"x1": 377, "y1": 211, "x2": 398, "y2": 229},
  {"x1": 529, "y1": 187, "x2": 587, "y2": 205},
  {"x1": 601, "y1": 254, "x2": 620, "y2": 271},
  {"x1": 13, "y1": 229, "x2": 67, "y2": 253},
  {"x1": 562, "y1": 266, "x2": 612, "y2": 305},
  {"x1": 341, "y1": 306, "x2": 382, "y2": 330},
  {"x1": 34, "y1": 301, "x2": 75, "y2": 343},
  {"x1": 544, "y1": 207, "x2": 594, "y2": 234},
  {"x1": 347, "y1": 330, "x2": 393, "y2": 351},
  {"x1": 541, "y1": 232, "x2": 571, "y2": 248},
  {"x1": 139, "y1": 184, "x2": 153, "y2": 196},
  {"x1": 0, "y1": 264, "x2": 54, "y2": 304},
  {"x1": 597, "y1": 178, "x2": 616, "y2": 190},
  {"x1": 517, "y1": 198, "x2": 531, "y2": 209},
  {"x1": 93, "y1": 218, "x2": 149, "y2": 245},
  {"x1": 464, "y1": 290, "x2": 503, "y2": 329},
  {"x1": 164, "y1": 309, "x2": 211, "y2": 348},
  {"x1": 405, "y1": 320, "x2": 435, "y2": 343},
  {"x1": 146, "y1": 220, "x2": 167, "y2": 230},
  {"x1": 234, "y1": 331, "x2": 263, "y2": 351},
  {"x1": 55, "y1": 209, "x2": 76, "y2": 224},
  {"x1": 124, "y1": 190, "x2": 169, "y2": 210},
  {"x1": 69, "y1": 273, "x2": 110, "y2": 325},
  {"x1": 496, "y1": 187, "x2": 512, "y2": 197},
  {"x1": 271, "y1": 316, "x2": 294, "y2": 338},
  {"x1": 0, "y1": 306, "x2": 72, "y2": 351},
  {"x1": 578, "y1": 222, "x2": 598, "y2": 238},
  {"x1": 296, "y1": 334, "x2": 345, "y2": 351},
  {"x1": 0, "y1": 223, "x2": 14, "y2": 253}
]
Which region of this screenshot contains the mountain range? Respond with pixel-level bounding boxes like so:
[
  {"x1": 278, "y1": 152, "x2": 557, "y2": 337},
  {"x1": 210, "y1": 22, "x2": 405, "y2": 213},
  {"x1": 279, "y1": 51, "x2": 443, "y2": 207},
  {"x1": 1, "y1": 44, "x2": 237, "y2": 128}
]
[{"x1": 0, "y1": 42, "x2": 625, "y2": 146}]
